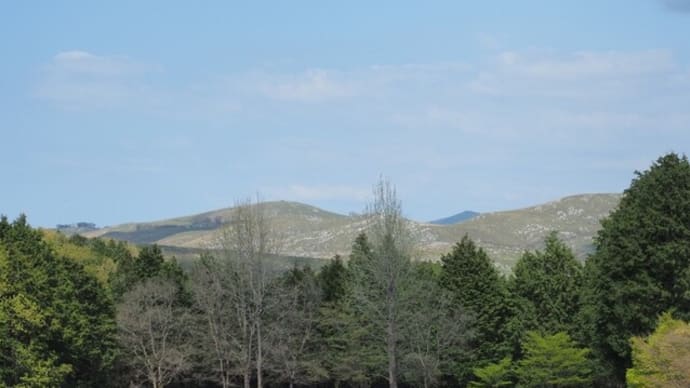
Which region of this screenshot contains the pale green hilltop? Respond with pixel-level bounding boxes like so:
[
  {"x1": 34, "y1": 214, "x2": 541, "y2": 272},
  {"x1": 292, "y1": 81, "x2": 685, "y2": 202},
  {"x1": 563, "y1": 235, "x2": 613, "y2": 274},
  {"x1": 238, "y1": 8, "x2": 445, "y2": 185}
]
[{"x1": 82, "y1": 193, "x2": 621, "y2": 271}]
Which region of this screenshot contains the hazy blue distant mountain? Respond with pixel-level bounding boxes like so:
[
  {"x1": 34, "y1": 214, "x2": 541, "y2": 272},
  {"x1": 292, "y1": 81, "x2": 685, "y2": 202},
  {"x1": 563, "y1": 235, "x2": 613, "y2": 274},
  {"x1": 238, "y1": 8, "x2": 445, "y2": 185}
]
[{"x1": 429, "y1": 211, "x2": 480, "y2": 225}]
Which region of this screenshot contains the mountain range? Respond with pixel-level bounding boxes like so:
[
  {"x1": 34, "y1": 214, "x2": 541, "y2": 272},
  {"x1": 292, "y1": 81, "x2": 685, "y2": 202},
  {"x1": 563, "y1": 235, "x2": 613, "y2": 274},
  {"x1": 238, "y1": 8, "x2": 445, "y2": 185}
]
[{"x1": 79, "y1": 193, "x2": 621, "y2": 272}]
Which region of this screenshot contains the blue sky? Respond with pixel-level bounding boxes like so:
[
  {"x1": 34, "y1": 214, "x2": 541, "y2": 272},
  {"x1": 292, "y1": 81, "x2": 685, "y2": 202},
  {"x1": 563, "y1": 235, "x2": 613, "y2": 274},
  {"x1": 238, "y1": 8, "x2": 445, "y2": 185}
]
[{"x1": 2, "y1": 1, "x2": 690, "y2": 227}]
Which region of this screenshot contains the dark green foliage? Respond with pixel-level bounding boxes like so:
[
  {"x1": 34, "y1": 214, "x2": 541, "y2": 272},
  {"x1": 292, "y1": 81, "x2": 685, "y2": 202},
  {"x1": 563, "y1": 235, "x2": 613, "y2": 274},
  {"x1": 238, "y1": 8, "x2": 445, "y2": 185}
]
[
  {"x1": 134, "y1": 244, "x2": 166, "y2": 279},
  {"x1": 514, "y1": 331, "x2": 592, "y2": 387},
  {"x1": 0, "y1": 215, "x2": 116, "y2": 387},
  {"x1": 508, "y1": 232, "x2": 583, "y2": 348},
  {"x1": 580, "y1": 153, "x2": 690, "y2": 384},
  {"x1": 320, "y1": 232, "x2": 385, "y2": 385},
  {"x1": 317, "y1": 301, "x2": 379, "y2": 387},
  {"x1": 317, "y1": 251, "x2": 373, "y2": 386},
  {"x1": 110, "y1": 243, "x2": 187, "y2": 302},
  {"x1": 348, "y1": 232, "x2": 374, "y2": 269},
  {"x1": 318, "y1": 255, "x2": 349, "y2": 304},
  {"x1": 440, "y1": 235, "x2": 511, "y2": 383}
]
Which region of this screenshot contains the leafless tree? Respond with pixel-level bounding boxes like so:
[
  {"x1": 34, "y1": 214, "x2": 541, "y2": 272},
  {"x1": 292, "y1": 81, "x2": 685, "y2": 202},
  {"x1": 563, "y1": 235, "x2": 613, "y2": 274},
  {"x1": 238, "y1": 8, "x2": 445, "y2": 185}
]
[
  {"x1": 190, "y1": 254, "x2": 243, "y2": 388},
  {"x1": 193, "y1": 197, "x2": 279, "y2": 388},
  {"x1": 349, "y1": 178, "x2": 415, "y2": 388},
  {"x1": 401, "y1": 271, "x2": 472, "y2": 388},
  {"x1": 266, "y1": 268, "x2": 327, "y2": 388},
  {"x1": 116, "y1": 278, "x2": 191, "y2": 388}
]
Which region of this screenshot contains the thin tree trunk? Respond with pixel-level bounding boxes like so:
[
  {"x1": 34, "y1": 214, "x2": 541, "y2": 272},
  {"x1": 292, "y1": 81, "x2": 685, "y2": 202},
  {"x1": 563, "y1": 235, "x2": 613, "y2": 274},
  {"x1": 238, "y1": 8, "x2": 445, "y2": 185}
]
[
  {"x1": 388, "y1": 318, "x2": 398, "y2": 388},
  {"x1": 243, "y1": 371, "x2": 250, "y2": 388},
  {"x1": 257, "y1": 322, "x2": 263, "y2": 388},
  {"x1": 219, "y1": 360, "x2": 227, "y2": 388}
]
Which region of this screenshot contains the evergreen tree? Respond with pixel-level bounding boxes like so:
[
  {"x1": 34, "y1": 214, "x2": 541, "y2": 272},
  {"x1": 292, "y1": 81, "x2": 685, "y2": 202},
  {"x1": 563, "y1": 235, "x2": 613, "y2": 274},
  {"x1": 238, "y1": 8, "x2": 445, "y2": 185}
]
[
  {"x1": 110, "y1": 244, "x2": 187, "y2": 302},
  {"x1": 348, "y1": 232, "x2": 374, "y2": 270},
  {"x1": 579, "y1": 153, "x2": 690, "y2": 383},
  {"x1": 318, "y1": 255, "x2": 349, "y2": 304},
  {"x1": 315, "y1": 250, "x2": 378, "y2": 387},
  {"x1": 133, "y1": 244, "x2": 165, "y2": 279},
  {"x1": 439, "y1": 235, "x2": 511, "y2": 383},
  {"x1": 508, "y1": 232, "x2": 583, "y2": 345}
]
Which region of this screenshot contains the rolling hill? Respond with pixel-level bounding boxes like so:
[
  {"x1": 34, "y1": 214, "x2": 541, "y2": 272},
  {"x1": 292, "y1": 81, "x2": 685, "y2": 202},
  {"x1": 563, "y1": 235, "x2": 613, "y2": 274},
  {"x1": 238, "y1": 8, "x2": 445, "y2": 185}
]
[{"x1": 82, "y1": 193, "x2": 622, "y2": 272}]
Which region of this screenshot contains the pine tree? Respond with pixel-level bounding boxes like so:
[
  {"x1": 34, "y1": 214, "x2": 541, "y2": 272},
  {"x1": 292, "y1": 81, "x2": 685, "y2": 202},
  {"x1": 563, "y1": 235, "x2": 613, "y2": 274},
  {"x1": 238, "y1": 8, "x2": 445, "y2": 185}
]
[
  {"x1": 509, "y1": 232, "x2": 583, "y2": 341},
  {"x1": 318, "y1": 255, "x2": 349, "y2": 304},
  {"x1": 439, "y1": 235, "x2": 511, "y2": 383}
]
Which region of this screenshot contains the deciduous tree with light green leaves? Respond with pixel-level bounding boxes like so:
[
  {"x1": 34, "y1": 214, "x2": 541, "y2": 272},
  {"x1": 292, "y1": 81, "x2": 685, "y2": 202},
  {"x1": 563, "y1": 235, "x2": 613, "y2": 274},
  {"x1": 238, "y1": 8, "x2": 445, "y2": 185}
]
[
  {"x1": 514, "y1": 331, "x2": 592, "y2": 387},
  {"x1": 626, "y1": 312, "x2": 690, "y2": 387},
  {"x1": 469, "y1": 357, "x2": 513, "y2": 388},
  {"x1": 0, "y1": 215, "x2": 117, "y2": 387}
]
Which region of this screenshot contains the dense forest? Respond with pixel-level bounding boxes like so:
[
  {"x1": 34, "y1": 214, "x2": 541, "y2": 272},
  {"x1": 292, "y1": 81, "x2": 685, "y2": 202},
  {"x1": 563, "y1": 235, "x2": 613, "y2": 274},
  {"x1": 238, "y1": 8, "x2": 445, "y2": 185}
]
[{"x1": 2, "y1": 152, "x2": 690, "y2": 387}]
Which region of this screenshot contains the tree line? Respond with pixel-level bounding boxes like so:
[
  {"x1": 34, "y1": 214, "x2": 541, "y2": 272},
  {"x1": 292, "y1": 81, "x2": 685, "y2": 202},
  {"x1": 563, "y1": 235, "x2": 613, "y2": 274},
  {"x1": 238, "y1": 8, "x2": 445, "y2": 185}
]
[{"x1": 2, "y1": 152, "x2": 690, "y2": 387}]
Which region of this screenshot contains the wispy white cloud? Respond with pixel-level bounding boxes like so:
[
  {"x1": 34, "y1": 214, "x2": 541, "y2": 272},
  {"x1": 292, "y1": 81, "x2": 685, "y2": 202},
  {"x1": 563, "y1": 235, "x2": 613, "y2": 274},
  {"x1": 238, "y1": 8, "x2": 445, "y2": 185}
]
[
  {"x1": 255, "y1": 69, "x2": 356, "y2": 102},
  {"x1": 470, "y1": 49, "x2": 677, "y2": 97},
  {"x1": 34, "y1": 50, "x2": 159, "y2": 109},
  {"x1": 225, "y1": 61, "x2": 470, "y2": 103},
  {"x1": 499, "y1": 49, "x2": 673, "y2": 79},
  {"x1": 32, "y1": 48, "x2": 690, "y2": 144},
  {"x1": 52, "y1": 50, "x2": 152, "y2": 76}
]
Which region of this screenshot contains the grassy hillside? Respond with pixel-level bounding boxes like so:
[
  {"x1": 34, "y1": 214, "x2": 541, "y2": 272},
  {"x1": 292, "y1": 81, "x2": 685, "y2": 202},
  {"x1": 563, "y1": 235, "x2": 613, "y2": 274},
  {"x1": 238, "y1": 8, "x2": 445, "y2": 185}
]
[
  {"x1": 427, "y1": 193, "x2": 621, "y2": 272},
  {"x1": 81, "y1": 194, "x2": 621, "y2": 270}
]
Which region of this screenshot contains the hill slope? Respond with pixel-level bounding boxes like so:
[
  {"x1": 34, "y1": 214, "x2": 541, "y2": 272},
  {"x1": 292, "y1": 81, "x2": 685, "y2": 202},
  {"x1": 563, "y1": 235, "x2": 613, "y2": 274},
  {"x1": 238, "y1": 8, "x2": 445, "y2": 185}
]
[{"x1": 82, "y1": 194, "x2": 621, "y2": 270}]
